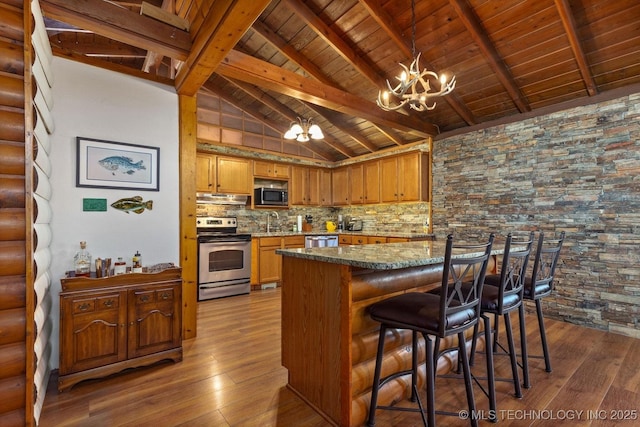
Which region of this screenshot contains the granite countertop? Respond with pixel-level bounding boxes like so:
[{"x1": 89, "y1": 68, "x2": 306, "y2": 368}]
[
  {"x1": 249, "y1": 230, "x2": 434, "y2": 239},
  {"x1": 276, "y1": 240, "x2": 508, "y2": 270}
]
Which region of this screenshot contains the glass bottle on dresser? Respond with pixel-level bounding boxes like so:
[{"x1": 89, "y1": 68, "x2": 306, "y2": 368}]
[{"x1": 74, "y1": 241, "x2": 92, "y2": 277}]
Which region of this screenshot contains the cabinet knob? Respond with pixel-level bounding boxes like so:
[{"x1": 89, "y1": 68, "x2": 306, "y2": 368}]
[
  {"x1": 140, "y1": 295, "x2": 150, "y2": 303},
  {"x1": 77, "y1": 303, "x2": 90, "y2": 311},
  {"x1": 160, "y1": 292, "x2": 170, "y2": 300},
  {"x1": 103, "y1": 300, "x2": 114, "y2": 308}
]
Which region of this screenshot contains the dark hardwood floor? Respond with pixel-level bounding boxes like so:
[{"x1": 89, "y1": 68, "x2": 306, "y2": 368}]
[{"x1": 40, "y1": 288, "x2": 640, "y2": 426}]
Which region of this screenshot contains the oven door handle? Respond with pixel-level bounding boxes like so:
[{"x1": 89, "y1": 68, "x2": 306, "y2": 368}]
[{"x1": 198, "y1": 237, "x2": 251, "y2": 243}]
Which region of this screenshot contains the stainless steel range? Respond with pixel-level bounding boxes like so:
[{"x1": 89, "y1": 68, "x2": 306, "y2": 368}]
[{"x1": 197, "y1": 216, "x2": 251, "y2": 301}]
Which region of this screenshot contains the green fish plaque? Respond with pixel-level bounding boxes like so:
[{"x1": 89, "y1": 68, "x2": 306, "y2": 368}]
[{"x1": 111, "y1": 196, "x2": 153, "y2": 214}]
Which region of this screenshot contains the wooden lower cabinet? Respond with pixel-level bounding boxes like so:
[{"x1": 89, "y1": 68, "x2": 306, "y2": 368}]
[
  {"x1": 254, "y1": 236, "x2": 305, "y2": 285},
  {"x1": 58, "y1": 268, "x2": 183, "y2": 391}
]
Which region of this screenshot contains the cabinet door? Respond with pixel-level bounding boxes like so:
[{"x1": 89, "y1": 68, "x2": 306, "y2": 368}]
[
  {"x1": 196, "y1": 153, "x2": 216, "y2": 192},
  {"x1": 363, "y1": 161, "x2": 380, "y2": 204},
  {"x1": 259, "y1": 245, "x2": 282, "y2": 283},
  {"x1": 290, "y1": 166, "x2": 308, "y2": 205},
  {"x1": 350, "y1": 164, "x2": 364, "y2": 204},
  {"x1": 273, "y1": 163, "x2": 290, "y2": 179},
  {"x1": 127, "y1": 282, "x2": 182, "y2": 359},
  {"x1": 308, "y1": 168, "x2": 320, "y2": 205},
  {"x1": 352, "y1": 235, "x2": 367, "y2": 245},
  {"x1": 319, "y1": 169, "x2": 332, "y2": 206},
  {"x1": 332, "y1": 167, "x2": 349, "y2": 205},
  {"x1": 253, "y1": 160, "x2": 273, "y2": 177},
  {"x1": 60, "y1": 290, "x2": 127, "y2": 375},
  {"x1": 380, "y1": 157, "x2": 399, "y2": 202},
  {"x1": 398, "y1": 153, "x2": 420, "y2": 201},
  {"x1": 217, "y1": 156, "x2": 252, "y2": 194}
]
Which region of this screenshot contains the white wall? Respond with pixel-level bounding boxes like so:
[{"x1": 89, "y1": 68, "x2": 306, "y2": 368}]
[{"x1": 48, "y1": 58, "x2": 180, "y2": 367}]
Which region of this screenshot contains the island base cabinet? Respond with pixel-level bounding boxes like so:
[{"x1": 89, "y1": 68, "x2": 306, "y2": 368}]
[{"x1": 59, "y1": 268, "x2": 183, "y2": 392}]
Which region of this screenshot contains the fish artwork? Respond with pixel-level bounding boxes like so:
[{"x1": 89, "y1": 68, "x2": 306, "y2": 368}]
[
  {"x1": 111, "y1": 196, "x2": 153, "y2": 214},
  {"x1": 99, "y1": 156, "x2": 146, "y2": 175}
]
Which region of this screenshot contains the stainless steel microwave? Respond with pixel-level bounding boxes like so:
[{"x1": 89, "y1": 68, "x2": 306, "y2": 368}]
[{"x1": 254, "y1": 187, "x2": 288, "y2": 206}]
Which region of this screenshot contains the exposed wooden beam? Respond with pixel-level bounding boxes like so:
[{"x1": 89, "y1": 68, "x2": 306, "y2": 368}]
[
  {"x1": 448, "y1": 0, "x2": 531, "y2": 113},
  {"x1": 251, "y1": 20, "x2": 335, "y2": 87},
  {"x1": 218, "y1": 50, "x2": 438, "y2": 137},
  {"x1": 50, "y1": 47, "x2": 175, "y2": 86},
  {"x1": 174, "y1": 0, "x2": 271, "y2": 96},
  {"x1": 554, "y1": 0, "x2": 598, "y2": 96},
  {"x1": 301, "y1": 102, "x2": 379, "y2": 152},
  {"x1": 220, "y1": 77, "x2": 354, "y2": 159},
  {"x1": 358, "y1": 0, "x2": 477, "y2": 126},
  {"x1": 40, "y1": 0, "x2": 190, "y2": 60},
  {"x1": 282, "y1": 0, "x2": 384, "y2": 88},
  {"x1": 252, "y1": 20, "x2": 395, "y2": 151},
  {"x1": 142, "y1": 0, "x2": 175, "y2": 74}
]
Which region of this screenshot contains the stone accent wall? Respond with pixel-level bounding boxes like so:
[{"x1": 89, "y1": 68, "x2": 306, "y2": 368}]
[{"x1": 432, "y1": 92, "x2": 640, "y2": 337}]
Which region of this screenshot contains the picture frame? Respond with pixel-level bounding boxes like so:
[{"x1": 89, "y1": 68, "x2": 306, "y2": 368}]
[{"x1": 76, "y1": 137, "x2": 160, "y2": 191}]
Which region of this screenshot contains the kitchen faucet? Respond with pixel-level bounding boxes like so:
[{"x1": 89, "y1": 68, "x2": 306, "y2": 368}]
[{"x1": 267, "y1": 211, "x2": 279, "y2": 233}]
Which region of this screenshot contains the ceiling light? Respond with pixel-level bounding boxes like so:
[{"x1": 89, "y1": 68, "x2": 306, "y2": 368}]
[
  {"x1": 377, "y1": 0, "x2": 456, "y2": 112},
  {"x1": 284, "y1": 117, "x2": 324, "y2": 142}
]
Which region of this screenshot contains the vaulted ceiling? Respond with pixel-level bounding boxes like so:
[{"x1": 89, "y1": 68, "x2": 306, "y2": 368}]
[{"x1": 41, "y1": 0, "x2": 640, "y2": 161}]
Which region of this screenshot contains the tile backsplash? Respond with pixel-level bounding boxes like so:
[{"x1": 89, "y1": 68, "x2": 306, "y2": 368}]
[{"x1": 196, "y1": 202, "x2": 430, "y2": 234}]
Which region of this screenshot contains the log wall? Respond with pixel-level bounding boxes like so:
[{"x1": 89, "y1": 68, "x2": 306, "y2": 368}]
[
  {"x1": 0, "y1": 0, "x2": 29, "y2": 424},
  {"x1": 0, "y1": 0, "x2": 52, "y2": 425}
]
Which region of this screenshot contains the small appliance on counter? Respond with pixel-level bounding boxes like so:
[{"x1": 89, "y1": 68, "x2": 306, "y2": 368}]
[{"x1": 346, "y1": 219, "x2": 363, "y2": 231}]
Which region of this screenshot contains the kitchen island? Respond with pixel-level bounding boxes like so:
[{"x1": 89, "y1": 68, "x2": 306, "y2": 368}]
[{"x1": 277, "y1": 240, "x2": 498, "y2": 427}]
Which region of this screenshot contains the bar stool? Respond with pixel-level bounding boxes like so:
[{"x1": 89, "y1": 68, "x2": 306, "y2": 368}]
[
  {"x1": 367, "y1": 234, "x2": 494, "y2": 427},
  {"x1": 469, "y1": 231, "x2": 535, "y2": 417},
  {"x1": 523, "y1": 231, "x2": 565, "y2": 374}
]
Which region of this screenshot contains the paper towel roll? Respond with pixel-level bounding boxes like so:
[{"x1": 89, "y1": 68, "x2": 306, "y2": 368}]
[{"x1": 297, "y1": 215, "x2": 302, "y2": 232}]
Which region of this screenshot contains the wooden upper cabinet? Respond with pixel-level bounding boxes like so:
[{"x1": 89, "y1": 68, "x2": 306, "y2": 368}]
[
  {"x1": 254, "y1": 160, "x2": 289, "y2": 179},
  {"x1": 381, "y1": 152, "x2": 429, "y2": 202},
  {"x1": 319, "y1": 168, "x2": 332, "y2": 206},
  {"x1": 290, "y1": 166, "x2": 308, "y2": 205},
  {"x1": 197, "y1": 153, "x2": 253, "y2": 195},
  {"x1": 363, "y1": 161, "x2": 380, "y2": 204},
  {"x1": 349, "y1": 164, "x2": 364, "y2": 204},
  {"x1": 291, "y1": 166, "x2": 330, "y2": 206},
  {"x1": 332, "y1": 167, "x2": 349, "y2": 206},
  {"x1": 196, "y1": 153, "x2": 216, "y2": 192}
]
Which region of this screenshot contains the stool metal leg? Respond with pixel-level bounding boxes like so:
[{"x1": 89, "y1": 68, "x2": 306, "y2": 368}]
[
  {"x1": 519, "y1": 304, "x2": 530, "y2": 388},
  {"x1": 535, "y1": 299, "x2": 552, "y2": 372},
  {"x1": 458, "y1": 331, "x2": 479, "y2": 427},
  {"x1": 504, "y1": 313, "x2": 522, "y2": 398},
  {"x1": 367, "y1": 326, "x2": 387, "y2": 427},
  {"x1": 482, "y1": 315, "x2": 497, "y2": 420},
  {"x1": 423, "y1": 333, "x2": 436, "y2": 427}
]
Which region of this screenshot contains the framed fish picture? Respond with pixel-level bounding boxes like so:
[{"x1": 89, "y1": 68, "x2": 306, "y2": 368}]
[{"x1": 76, "y1": 137, "x2": 160, "y2": 191}]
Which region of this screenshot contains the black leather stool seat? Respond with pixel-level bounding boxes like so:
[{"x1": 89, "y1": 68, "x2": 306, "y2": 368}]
[
  {"x1": 523, "y1": 277, "x2": 551, "y2": 298},
  {"x1": 480, "y1": 284, "x2": 521, "y2": 311},
  {"x1": 369, "y1": 292, "x2": 475, "y2": 336}
]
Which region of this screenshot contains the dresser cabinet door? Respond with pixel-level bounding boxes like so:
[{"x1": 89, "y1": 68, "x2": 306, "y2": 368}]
[
  {"x1": 60, "y1": 290, "x2": 127, "y2": 375},
  {"x1": 127, "y1": 283, "x2": 182, "y2": 359}
]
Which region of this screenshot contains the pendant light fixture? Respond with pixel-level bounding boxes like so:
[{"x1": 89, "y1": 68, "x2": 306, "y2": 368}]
[
  {"x1": 377, "y1": 0, "x2": 456, "y2": 112},
  {"x1": 284, "y1": 117, "x2": 324, "y2": 142}
]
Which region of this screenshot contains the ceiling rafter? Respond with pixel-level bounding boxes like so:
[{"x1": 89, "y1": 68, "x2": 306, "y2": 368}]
[
  {"x1": 251, "y1": 19, "x2": 398, "y2": 151},
  {"x1": 224, "y1": 77, "x2": 356, "y2": 159},
  {"x1": 300, "y1": 102, "x2": 379, "y2": 153},
  {"x1": 448, "y1": 0, "x2": 531, "y2": 113},
  {"x1": 358, "y1": 0, "x2": 477, "y2": 126},
  {"x1": 281, "y1": 0, "x2": 385, "y2": 89},
  {"x1": 203, "y1": 77, "x2": 338, "y2": 161},
  {"x1": 142, "y1": 0, "x2": 175, "y2": 74},
  {"x1": 554, "y1": 0, "x2": 598, "y2": 97},
  {"x1": 217, "y1": 49, "x2": 438, "y2": 136},
  {"x1": 40, "y1": 0, "x2": 191, "y2": 60},
  {"x1": 174, "y1": 0, "x2": 272, "y2": 96}
]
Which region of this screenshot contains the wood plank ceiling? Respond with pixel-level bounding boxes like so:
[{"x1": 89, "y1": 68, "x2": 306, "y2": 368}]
[{"x1": 40, "y1": 0, "x2": 640, "y2": 161}]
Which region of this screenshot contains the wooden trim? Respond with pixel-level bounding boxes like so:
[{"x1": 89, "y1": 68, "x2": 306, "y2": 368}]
[{"x1": 178, "y1": 94, "x2": 198, "y2": 339}]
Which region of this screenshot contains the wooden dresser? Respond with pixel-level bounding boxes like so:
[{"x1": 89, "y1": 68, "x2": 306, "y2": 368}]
[{"x1": 58, "y1": 267, "x2": 183, "y2": 391}]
